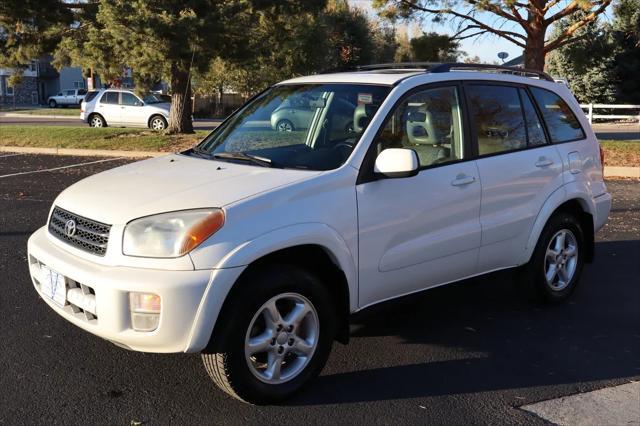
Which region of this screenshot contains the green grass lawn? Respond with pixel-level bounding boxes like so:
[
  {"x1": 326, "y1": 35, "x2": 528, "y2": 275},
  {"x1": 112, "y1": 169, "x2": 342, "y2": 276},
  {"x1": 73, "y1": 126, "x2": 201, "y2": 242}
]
[
  {"x1": 599, "y1": 140, "x2": 640, "y2": 167},
  {"x1": 0, "y1": 125, "x2": 208, "y2": 151},
  {"x1": 0, "y1": 106, "x2": 81, "y2": 116}
]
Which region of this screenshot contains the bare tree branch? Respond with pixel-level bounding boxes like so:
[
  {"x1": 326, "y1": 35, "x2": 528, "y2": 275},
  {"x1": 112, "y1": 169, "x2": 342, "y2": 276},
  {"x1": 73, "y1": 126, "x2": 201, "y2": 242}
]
[
  {"x1": 398, "y1": 0, "x2": 527, "y2": 46},
  {"x1": 544, "y1": 0, "x2": 580, "y2": 25},
  {"x1": 543, "y1": 0, "x2": 611, "y2": 52}
]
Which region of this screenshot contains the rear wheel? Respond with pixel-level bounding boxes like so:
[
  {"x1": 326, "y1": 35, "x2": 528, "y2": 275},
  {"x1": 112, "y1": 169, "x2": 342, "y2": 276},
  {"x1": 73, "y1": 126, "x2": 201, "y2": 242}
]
[
  {"x1": 201, "y1": 264, "x2": 335, "y2": 404},
  {"x1": 48, "y1": 99, "x2": 57, "y2": 108},
  {"x1": 89, "y1": 114, "x2": 106, "y2": 128},
  {"x1": 521, "y1": 212, "x2": 585, "y2": 303},
  {"x1": 276, "y1": 119, "x2": 294, "y2": 132},
  {"x1": 150, "y1": 115, "x2": 168, "y2": 131}
]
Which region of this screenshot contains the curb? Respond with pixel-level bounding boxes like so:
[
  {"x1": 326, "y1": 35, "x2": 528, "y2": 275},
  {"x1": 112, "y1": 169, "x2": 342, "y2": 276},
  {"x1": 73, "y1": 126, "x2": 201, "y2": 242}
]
[
  {"x1": 604, "y1": 166, "x2": 640, "y2": 178},
  {"x1": 0, "y1": 146, "x2": 166, "y2": 158},
  {"x1": 1, "y1": 112, "x2": 80, "y2": 120}
]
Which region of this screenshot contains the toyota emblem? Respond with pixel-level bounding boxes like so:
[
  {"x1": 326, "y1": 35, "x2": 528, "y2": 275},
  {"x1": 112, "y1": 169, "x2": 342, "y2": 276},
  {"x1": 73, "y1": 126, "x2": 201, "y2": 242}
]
[{"x1": 64, "y1": 219, "x2": 77, "y2": 237}]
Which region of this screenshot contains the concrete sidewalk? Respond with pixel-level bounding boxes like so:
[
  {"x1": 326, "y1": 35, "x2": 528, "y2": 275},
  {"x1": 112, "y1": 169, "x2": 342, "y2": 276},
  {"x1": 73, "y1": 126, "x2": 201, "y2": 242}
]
[{"x1": 522, "y1": 381, "x2": 640, "y2": 425}]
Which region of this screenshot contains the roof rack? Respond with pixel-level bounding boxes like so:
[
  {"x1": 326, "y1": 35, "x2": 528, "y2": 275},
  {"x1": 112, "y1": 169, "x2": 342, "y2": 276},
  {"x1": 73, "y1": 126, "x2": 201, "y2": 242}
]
[
  {"x1": 321, "y1": 62, "x2": 554, "y2": 82},
  {"x1": 429, "y1": 62, "x2": 555, "y2": 82}
]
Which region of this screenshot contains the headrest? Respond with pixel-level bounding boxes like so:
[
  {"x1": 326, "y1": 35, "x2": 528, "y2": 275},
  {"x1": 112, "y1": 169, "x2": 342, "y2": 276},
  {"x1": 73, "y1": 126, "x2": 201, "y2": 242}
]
[{"x1": 353, "y1": 104, "x2": 378, "y2": 133}]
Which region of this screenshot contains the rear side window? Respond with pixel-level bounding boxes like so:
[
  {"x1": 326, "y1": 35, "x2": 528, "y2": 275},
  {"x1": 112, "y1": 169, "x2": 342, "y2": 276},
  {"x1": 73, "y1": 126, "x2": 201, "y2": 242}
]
[
  {"x1": 100, "y1": 92, "x2": 119, "y2": 104},
  {"x1": 530, "y1": 87, "x2": 585, "y2": 143},
  {"x1": 519, "y1": 89, "x2": 547, "y2": 147},
  {"x1": 467, "y1": 85, "x2": 526, "y2": 155},
  {"x1": 84, "y1": 91, "x2": 99, "y2": 103}
]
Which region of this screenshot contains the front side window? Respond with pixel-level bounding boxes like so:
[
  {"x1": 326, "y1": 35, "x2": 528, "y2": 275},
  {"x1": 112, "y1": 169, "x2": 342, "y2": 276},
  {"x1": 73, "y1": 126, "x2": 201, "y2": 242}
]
[
  {"x1": 196, "y1": 84, "x2": 391, "y2": 171},
  {"x1": 467, "y1": 85, "x2": 527, "y2": 155},
  {"x1": 121, "y1": 92, "x2": 141, "y2": 106},
  {"x1": 530, "y1": 87, "x2": 585, "y2": 143},
  {"x1": 100, "y1": 91, "x2": 119, "y2": 104},
  {"x1": 372, "y1": 86, "x2": 464, "y2": 167},
  {"x1": 65, "y1": 90, "x2": 75, "y2": 96}
]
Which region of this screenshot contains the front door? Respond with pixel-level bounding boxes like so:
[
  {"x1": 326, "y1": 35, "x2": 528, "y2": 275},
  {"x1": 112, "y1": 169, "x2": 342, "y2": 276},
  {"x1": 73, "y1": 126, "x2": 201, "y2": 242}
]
[
  {"x1": 120, "y1": 92, "x2": 148, "y2": 127},
  {"x1": 357, "y1": 84, "x2": 482, "y2": 308}
]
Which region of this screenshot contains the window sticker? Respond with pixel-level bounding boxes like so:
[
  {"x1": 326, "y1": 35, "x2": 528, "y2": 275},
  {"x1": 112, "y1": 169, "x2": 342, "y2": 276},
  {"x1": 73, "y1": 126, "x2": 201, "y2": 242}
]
[{"x1": 358, "y1": 93, "x2": 373, "y2": 104}]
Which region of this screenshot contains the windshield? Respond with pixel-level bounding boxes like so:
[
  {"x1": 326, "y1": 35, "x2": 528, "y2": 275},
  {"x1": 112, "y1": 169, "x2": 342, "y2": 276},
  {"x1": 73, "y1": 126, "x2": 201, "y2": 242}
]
[
  {"x1": 143, "y1": 93, "x2": 166, "y2": 104},
  {"x1": 195, "y1": 84, "x2": 391, "y2": 170}
]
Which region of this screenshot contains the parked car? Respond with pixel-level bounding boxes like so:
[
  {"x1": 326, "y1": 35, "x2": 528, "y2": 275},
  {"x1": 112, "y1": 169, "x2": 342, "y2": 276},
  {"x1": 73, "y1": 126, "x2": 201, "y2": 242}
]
[
  {"x1": 270, "y1": 95, "x2": 355, "y2": 134},
  {"x1": 28, "y1": 63, "x2": 611, "y2": 404},
  {"x1": 47, "y1": 89, "x2": 87, "y2": 108},
  {"x1": 80, "y1": 89, "x2": 171, "y2": 130}
]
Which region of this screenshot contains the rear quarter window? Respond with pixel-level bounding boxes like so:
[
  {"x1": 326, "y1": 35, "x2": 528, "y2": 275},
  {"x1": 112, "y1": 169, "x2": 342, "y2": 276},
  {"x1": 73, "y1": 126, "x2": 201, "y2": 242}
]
[
  {"x1": 530, "y1": 87, "x2": 585, "y2": 143},
  {"x1": 84, "y1": 91, "x2": 99, "y2": 102}
]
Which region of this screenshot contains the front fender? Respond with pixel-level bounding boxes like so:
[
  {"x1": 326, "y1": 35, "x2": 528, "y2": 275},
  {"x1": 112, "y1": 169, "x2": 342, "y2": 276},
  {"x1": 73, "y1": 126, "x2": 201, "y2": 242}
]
[{"x1": 184, "y1": 222, "x2": 358, "y2": 353}]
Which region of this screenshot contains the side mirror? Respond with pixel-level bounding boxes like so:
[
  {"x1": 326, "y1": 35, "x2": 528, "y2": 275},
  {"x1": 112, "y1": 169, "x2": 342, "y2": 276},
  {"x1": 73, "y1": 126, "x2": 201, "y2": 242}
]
[{"x1": 374, "y1": 148, "x2": 419, "y2": 178}]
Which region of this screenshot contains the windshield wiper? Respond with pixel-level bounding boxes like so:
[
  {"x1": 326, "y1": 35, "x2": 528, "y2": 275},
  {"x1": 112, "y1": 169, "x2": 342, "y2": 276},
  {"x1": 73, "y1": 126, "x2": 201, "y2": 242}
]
[
  {"x1": 213, "y1": 152, "x2": 273, "y2": 168},
  {"x1": 189, "y1": 146, "x2": 213, "y2": 159}
]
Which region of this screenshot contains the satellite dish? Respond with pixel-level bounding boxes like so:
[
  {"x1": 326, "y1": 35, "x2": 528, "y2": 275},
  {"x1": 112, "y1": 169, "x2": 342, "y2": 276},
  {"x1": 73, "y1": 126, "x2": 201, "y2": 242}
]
[{"x1": 498, "y1": 52, "x2": 509, "y2": 63}]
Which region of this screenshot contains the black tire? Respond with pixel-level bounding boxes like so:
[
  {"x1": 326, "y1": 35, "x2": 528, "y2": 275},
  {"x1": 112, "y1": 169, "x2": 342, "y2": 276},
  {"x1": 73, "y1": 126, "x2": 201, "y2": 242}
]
[
  {"x1": 201, "y1": 264, "x2": 335, "y2": 404},
  {"x1": 520, "y1": 212, "x2": 585, "y2": 303},
  {"x1": 149, "y1": 115, "x2": 168, "y2": 131},
  {"x1": 275, "y1": 119, "x2": 294, "y2": 132},
  {"x1": 48, "y1": 99, "x2": 57, "y2": 108},
  {"x1": 88, "y1": 114, "x2": 106, "y2": 128}
]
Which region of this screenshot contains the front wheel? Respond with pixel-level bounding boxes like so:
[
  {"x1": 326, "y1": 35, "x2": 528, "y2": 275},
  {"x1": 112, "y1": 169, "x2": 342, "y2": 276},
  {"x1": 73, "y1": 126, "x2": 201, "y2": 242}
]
[
  {"x1": 149, "y1": 115, "x2": 167, "y2": 131},
  {"x1": 276, "y1": 119, "x2": 294, "y2": 132},
  {"x1": 201, "y1": 265, "x2": 335, "y2": 404},
  {"x1": 520, "y1": 212, "x2": 585, "y2": 303}
]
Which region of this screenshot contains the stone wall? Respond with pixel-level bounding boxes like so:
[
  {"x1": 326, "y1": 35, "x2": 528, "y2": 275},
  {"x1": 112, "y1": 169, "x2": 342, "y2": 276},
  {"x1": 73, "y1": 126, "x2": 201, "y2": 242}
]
[{"x1": 0, "y1": 76, "x2": 38, "y2": 106}]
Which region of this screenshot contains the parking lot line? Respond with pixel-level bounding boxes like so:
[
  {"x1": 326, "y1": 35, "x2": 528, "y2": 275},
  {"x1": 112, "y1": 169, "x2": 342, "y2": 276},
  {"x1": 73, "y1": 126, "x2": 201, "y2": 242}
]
[
  {"x1": 0, "y1": 157, "x2": 124, "y2": 179},
  {"x1": 0, "y1": 153, "x2": 26, "y2": 159}
]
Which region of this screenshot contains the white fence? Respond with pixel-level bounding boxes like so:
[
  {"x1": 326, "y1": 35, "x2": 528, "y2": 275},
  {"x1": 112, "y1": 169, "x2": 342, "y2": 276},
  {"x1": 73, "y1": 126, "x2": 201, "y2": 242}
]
[{"x1": 579, "y1": 104, "x2": 640, "y2": 124}]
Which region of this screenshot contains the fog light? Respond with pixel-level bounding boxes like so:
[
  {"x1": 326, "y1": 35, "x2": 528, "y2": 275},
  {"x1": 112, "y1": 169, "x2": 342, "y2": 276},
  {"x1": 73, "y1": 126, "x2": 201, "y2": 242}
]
[{"x1": 129, "y1": 292, "x2": 161, "y2": 332}]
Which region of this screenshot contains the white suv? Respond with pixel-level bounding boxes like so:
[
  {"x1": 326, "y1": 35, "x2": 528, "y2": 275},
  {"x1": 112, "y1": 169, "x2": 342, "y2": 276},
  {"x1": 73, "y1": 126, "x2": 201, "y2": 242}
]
[
  {"x1": 80, "y1": 89, "x2": 171, "y2": 130},
  {"x1": 27, "y1": 64, "x2": 611, "y2": 404}
]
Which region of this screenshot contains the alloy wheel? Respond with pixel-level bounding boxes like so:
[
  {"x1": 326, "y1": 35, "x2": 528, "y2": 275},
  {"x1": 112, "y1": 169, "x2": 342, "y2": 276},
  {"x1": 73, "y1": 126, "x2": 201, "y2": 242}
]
[
  {"x1": 244, "y1": 292, "x2": 319, "y2": 385},
  {"x1": 544, "y1": 229, "x2": 578, "y2": 291}
]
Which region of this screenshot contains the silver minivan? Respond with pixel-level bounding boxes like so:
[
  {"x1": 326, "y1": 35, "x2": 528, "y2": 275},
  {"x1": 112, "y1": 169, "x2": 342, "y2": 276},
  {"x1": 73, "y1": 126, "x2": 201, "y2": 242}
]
[{"x1": 80, "y1": 89, "x2": 171, "y2": 130}]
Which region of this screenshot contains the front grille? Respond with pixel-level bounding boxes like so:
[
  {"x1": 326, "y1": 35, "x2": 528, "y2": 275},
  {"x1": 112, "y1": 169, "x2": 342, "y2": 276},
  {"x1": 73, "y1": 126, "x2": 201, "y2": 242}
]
[{"x1": 48, "y1": 207, "x2": 111, "y2": 256}]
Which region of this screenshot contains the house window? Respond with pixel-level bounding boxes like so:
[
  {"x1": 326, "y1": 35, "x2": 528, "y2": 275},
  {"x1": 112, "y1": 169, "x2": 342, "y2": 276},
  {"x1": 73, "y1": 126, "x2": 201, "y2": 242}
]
[
  {"x1": 73, "y1": 80, "x2": 85, "y2": 89},
  {"x1": 6, "y1": 84, "x2": 14, "y2": 97}
]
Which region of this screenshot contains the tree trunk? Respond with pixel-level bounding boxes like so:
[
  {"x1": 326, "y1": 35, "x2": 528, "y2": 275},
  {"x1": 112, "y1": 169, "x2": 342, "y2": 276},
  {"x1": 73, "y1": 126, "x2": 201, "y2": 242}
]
[
  {"x1": 524, "y1": 4, "x2": 548, "y2": 71},
  {"x1": 167, "y1": 62, "x2": 194, "y2": 134}
]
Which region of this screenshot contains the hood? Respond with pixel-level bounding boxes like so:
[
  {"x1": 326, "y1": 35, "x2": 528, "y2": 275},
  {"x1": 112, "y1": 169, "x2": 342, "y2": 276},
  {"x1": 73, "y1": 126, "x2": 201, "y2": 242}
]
[{"x1": 55, "y1": 154, "x2": 320, "y2": 225}]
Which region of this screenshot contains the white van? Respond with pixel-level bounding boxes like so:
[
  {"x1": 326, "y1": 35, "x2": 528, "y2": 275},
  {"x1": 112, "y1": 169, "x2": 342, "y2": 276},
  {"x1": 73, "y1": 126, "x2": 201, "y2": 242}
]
[{"x1": 28, "y1": 63, "x2": 611, "y2": 404}]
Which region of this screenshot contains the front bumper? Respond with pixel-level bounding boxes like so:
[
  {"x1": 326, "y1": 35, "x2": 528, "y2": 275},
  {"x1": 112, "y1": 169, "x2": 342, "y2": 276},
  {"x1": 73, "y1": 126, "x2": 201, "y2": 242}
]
[{"x1": 27, "y1": 227, "x2": 216, "y2": 353}]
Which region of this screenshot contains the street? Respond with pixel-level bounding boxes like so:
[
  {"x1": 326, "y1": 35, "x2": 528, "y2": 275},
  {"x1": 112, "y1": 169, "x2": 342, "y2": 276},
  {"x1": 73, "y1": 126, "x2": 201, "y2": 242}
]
[{"x1": 0, "y1": 153, "x2": 638, "y2": 424}]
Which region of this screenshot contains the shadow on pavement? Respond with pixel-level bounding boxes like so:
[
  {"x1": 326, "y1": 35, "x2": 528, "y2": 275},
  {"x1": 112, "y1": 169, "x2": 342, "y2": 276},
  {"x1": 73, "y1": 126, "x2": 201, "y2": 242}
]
[{"x1": 292, "y1": 239, "x2": 640, "y2": 405}]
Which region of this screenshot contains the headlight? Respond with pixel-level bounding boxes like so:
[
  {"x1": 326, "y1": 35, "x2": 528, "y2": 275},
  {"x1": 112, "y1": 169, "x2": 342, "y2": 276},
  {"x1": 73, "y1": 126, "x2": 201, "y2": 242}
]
[{"x1": 123, "y1": 209, "x2": 224, "y2": 258}]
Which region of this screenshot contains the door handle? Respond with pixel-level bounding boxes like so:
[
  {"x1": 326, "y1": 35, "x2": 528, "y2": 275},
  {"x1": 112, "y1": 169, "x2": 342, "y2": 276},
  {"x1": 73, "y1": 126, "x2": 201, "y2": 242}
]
[
  {"x1": 451, "y1": 175, "x2": 476, "y2": 186},
  {"x1": 535, "y1": 157, "x2": 554, "y2": 167}
]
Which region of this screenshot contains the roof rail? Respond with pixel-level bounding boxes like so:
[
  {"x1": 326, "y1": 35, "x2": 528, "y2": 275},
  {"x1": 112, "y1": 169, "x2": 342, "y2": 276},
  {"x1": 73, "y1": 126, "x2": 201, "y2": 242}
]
[
  {"x1": 428, "y1": 62, "x2": 555, "y2": 82},
  {"x1": 320, "y1": 62, "x2": 555, "y2": 82}
]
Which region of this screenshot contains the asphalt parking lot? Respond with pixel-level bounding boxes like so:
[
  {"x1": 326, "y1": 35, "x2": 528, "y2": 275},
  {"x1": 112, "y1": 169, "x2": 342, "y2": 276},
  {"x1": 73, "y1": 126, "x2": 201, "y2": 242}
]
[{"x1": 0, "y1": 153, "x2": 638, "y2": 424}]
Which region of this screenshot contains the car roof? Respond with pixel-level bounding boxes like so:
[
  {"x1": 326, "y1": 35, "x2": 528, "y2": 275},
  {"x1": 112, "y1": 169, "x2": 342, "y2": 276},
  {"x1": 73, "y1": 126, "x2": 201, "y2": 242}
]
[
  {"x1": 279, "y1": 70, "x2": 424, "y2": 86},
  {"x1": 278, "y1": 63, "x2": 557, "y2": 88}
]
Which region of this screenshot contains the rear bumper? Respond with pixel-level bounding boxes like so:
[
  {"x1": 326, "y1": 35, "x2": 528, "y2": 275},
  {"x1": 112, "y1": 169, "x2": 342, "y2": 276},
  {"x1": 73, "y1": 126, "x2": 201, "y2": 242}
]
[
  {"x1": 593, "y1": 192, "x2": 612, "y2": 232},
  {"x1": 27, "y1": 227, "x2": 221, "y2": 353}
]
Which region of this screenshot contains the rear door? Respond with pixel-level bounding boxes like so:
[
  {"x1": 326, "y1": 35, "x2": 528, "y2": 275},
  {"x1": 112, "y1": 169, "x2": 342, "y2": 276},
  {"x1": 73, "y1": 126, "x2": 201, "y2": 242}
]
[
  {"x1": 466, "y1": 83, "x2": 563, "y2": 271},
  {"x1": 97, "y1": 91, "x2": 121, "y2": 125},
  {"x1": 357, "y1": 84, "x2": 482, "y2": 308}
]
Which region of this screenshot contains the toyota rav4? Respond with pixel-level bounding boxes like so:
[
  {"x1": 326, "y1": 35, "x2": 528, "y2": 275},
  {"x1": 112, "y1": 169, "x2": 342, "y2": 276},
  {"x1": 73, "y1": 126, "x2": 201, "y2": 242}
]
[{"x1": 27, "y1": 63, "x2": 611, "y2": 404}]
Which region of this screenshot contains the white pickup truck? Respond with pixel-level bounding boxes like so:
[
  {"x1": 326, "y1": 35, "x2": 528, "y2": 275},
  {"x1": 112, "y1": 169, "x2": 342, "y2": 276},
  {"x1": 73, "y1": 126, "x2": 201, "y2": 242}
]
[{"x1": 48, "y1": 89, "x2": 87, "y2": 108}]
